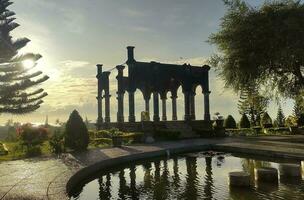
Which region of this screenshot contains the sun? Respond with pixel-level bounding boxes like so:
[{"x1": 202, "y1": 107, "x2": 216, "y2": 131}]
[{"x1": 22, "y1": 59, "x2": 36, "y2": 69}]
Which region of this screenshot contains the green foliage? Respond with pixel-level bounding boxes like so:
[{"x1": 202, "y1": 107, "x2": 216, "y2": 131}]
[
  {"x1": 285, "y1": 115, "x2": 298, "y2": 127},
  {"x1": 294, "y1": 94, "x2": 304, "y2": 118},
  {"x1": 108, "y1": 128, "x2": 123, "y2": 137},
  {"x1": 95, "y1": 130, "x2": 112, "y2": 138},
  {"x1": 49, "y1": 131, "x2": 64, "y2": 154},
  {"x1": 0, "y1": 142, "x2": 8, "y2": 155},
  {"x1": 91, "y1": 138, "x2": 112, "y2": 147},
  {"x1": 238, "y1": 86, "x2": 269, "y2": 126},
  {"x1": 154, "y1": 129, "x2": 181, "y2": 141},
  {"x1": 209, "y1": 0, "x2": 304, "y2": 97},
  {"x1": 224, "y1": 115, "x2": 237, "y2": 128},
  {"x1": 239, "y1": 114, "x2": 250, "y2": 128},
  {"x1": 121, "y1": 132, "x2": 144, "y2": 144},
  {"x1": 276, "y1": 105, "x2": 285, "y2": 127},
  {"x1": 0, "y1": 0, "x2": 49, "y2": 113},
  {"x1": 297, "y1": 113, "x2": 304, "y2": 126},
  {"x1": 64, "y1": 110, "x2": 89, "y2": 151},
  {"x1": 261, "y1": 112, "x2": 273, "y2": 128},
  {"x1": 17, "y1": 123, "x2": 48, "y2": 152}
]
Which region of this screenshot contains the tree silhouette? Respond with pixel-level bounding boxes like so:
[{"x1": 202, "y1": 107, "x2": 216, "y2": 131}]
[
  {"x1": 0, "y1": 0, "x2": 49, "y2": 114},
  {"x1": 238, "y1": 86, "x2": 269, "y2": 126},
  {"x1": 276, "y1": 105, "x2": 285, "y2": 127},
  {"x1": 209, "y1": 0, "x2": 304, "y2": 97}
]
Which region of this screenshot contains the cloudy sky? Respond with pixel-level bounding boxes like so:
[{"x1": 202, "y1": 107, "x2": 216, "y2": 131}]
[{"x1": 4, "y1": 0, "x2": 294, "y2": 124}]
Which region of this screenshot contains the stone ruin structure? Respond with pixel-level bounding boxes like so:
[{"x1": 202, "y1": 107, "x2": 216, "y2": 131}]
[{"x1": 96, "y1": 46, "x2": 212, "y2": 133}]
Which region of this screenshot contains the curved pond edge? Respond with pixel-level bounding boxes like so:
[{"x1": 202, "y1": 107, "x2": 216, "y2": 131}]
[
  {"x1": 66, "y1": 140, "x2": 304, "y2": 197},
  {"x1": 66, "y1": 144, "x2": 212, "y2": 196}
]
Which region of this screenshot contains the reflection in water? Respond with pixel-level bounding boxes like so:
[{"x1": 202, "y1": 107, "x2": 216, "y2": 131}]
[
  {"x1": 73, "y1": 154, "x2": 304, "y2": 200},
  {"x1": 204, "y1": 157, "x2": 214, "y2": 200}
]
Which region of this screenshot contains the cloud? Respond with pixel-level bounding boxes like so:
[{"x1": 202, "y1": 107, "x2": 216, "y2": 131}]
[
  {"x1": 121, "y1": 8, "x2": 146, "y2": 17},
  {"x1": 59, "y1": 60, "x2": 91, "y2": 71}
]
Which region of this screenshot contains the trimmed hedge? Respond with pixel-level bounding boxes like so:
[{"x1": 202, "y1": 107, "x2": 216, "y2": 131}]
[
  {"x1": 224, "y1": 115, "x2": 237, "y2": 129},
  {"x1": 239, "y1": 114, "x2": 250, "y2": 128}
]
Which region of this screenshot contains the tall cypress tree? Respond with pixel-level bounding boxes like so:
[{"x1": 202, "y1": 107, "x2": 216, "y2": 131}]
[{"x1": 0, "y1": 0, "x2": 48, "y2": 114}]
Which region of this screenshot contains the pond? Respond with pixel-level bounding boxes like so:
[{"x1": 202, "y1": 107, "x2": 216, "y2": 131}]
[{"x1": 70, "y1": 151, "x2": 304, "y2": 200}]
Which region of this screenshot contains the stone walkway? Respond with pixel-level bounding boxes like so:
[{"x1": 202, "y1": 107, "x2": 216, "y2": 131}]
[{"x1": 1, "y1": 136, "x2": 304, "y2": 200}]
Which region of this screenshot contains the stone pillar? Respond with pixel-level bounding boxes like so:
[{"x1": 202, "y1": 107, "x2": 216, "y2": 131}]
[
  {"x1": 145, "y1": 98, "x2": 150, "y2": 113},
  {"x1": 104, "y1": 94, "x2": 111, "y2": 123},
  {"x1": 117, "y1": 93, "x2": 124, "y2": 123},
  {"x1": 96, "y1": 64, "x2": 103, "y2": 127},
  {"x1": 190, "y1": 92, "x2": 196, "y2": 120},
  {"x1": 161, "y1": 97, "x2": 167, "y2": 121},
  {"x1": 128, "y1": 91, "x2": 136, "y2": 122},
  {"x1": 184, "y1": 91, "x2": 191, "y2": 121},
  {"x1": 153, "y1": 92, "x2": 160, "y2": 122},
  {"x1": 171, "y1": 94, "x2": 177, "y2": 121},
  {"x1": 116, "y1": 65, "x2": 125, "y2": 123},
  {"x1": 103, "y1": 71, "x2": 111, "y2": 123},
  {"x1": 204, "y1": 91, "x2": 211, "y2": 121}
]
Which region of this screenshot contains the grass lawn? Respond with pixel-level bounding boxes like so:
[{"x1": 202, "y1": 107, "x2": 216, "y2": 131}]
[{"x1": 0, "y1": 141, "x2": 52, "y2": 161}]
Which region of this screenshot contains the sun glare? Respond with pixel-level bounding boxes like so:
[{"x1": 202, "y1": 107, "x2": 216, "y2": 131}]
[{"x1": 22, "y1": 59, "x2": 35, "y2": 69}]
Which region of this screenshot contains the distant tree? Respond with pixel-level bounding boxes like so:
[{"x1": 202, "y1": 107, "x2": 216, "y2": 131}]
[
  {"x1": 293, "y1": 94, "x2": 304, "y2": 118},
  {"x1": 209, "y1": 0, "x2": 304, "y2": 97},
  {"x1": 239, "y1": 113, "x2": 250, "y2": 128},
  {"x1": 276, "y1": 105, "x2": 285, "y2": 127},
  {"x1": 261, "y1": 112, "x2": 273, "y2": 128},
  {"x1": 297, "y1": 113, "x2": 304, "y2": 127},
  {"x1": 64, "y1": 110, "x2": 89, "y2": 151},
  {"x1": 238, "y1": 86, "x2": 269, "y2": 126},
  {"x1": 224, "y1": 115, "x2": 237, "y2": 129},
  {"x1": 0, "y1": 0, "x2": 49, "y2": 114}
]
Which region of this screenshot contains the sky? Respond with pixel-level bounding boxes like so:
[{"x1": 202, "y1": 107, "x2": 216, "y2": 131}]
[{"x1": 3, "y1": 0, "x2": 294, "y2": 125}]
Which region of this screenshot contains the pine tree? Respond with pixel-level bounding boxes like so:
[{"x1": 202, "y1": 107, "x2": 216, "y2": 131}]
[
  {"x1": 238, "y1": 85, "x2": 269, "y2": 126},
  {"x1": 0, "y1": 0, "x2": 49, "y2": 114},
  {"x1": 276, "y1": 105, "x2": 285, "y2": 127}
]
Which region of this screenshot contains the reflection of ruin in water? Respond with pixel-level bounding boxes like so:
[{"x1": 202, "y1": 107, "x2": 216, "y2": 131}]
[{"x1": 79, "y1": 154, "x2": 304, "y2": 200}]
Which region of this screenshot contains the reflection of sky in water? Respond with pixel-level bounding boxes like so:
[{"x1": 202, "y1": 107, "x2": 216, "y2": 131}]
[{"x1": 71, "y1": 153, "x2": 303, "y2": 200}]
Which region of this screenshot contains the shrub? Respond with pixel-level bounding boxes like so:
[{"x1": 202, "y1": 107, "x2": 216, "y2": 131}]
[
  {"x1": 64, "y1": 110, "x2": 89, "y2": 151},
  {"x1": 121, "y1": 132, "x2": 144, "y2": 144},
  {"x1": 261, "y1": 112, "x2": 273, "y2": 128},
  {"x1": 154, "y1": 129, "x2": 180, "y2": 141},
  {"x1": 108, "y1": 128, "x2": 123, "y2": 137},
  {"x1": 95, "y1": 130, "x2": 112, "y2": 138},
  {"x1": 224, "y1": 115, "x2": 237, "y2": 128},
  {"x1": 285, "y1": 115, "x2": 298, "y2": 127},
  {"x1": 239, "y1": 114, "x2": 250, "y2": 128},
  {"x1": 297, "y1": 113, "x2": 304, "y2": 126},
  {"x1": 17, "y1": 123, "x2": 48, "y2": 153},
  {"x1": 49, "y1": 131, "x2": 64, "y2": 154},
  {"x1": 91, "y1": 138, "x2": 112, "y2": 146}
]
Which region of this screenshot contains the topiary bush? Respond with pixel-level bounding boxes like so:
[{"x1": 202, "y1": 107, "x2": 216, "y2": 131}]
[
  {"x1": 261, "y1": 112, "x2": 273, "y2": 128},
  {"x1": 224, "y1": 115, "x2": 237, "y2": 128},
  {"x1": 239, "y1": 114, "x2": 250, "y2": 128},
  {"x1": 49, "y1": 131, "x2": 64, "y2": 154},
  {"x1": 64, "y1": 110, "x2": 89, "y2": 151}
]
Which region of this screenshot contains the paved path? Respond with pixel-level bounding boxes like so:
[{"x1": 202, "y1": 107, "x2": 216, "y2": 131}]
[{"x1": 1, "y1": 136, "x2": 304, "y2": 200}]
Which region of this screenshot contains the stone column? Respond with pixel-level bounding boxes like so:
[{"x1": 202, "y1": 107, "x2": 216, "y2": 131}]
[
  {"x1": 103, "y1": 71, "x2": 111, "y2": 123},
  {"x1": 153, "y1": 92, "x2": 160, "y2": 122},
  {"x1": 171, "y1": 94, "x2": 177, "y2": 121},
  {"x1": 129, "y1": 91, "x2": 136, "y2": 122},
  {"x1": 117, "y1": 93, "x2": 124, "y2": 123},
  {"x1": 190, "y1": 92, "x2": 196, "y2": 120},
  {"x1": 104, "y1": 94, "x2": 111, "y2": 123},
  {"x1": 145, "y1": 98, "x2": 150, "y2": 113},
  {"x1": 97, "y1": 96, "x2": 103, "y2": 124},
  {"x1": 116, "y1": 65, "x2": 125, "y2": 123},
  {"x1": 184, "y1": 91, "x2": 191, "y2": 121},
  {"x1": 161, "y1": 97, "x2": 167, "y2": 121},
  {"x1": 96, "y1": 64, "x2": 103, "y2": 127},
  {"x1": 204, "y1": 92, "x2": 211, "y2": 121}
]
